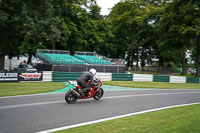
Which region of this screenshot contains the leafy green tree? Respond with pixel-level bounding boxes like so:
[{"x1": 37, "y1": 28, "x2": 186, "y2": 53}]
[
  {"x1": 108, "y1": 0, "x2": 157, "y2": 67},
  {"x1": 0, "y1": 9, "x2": 8, "y2": 69},
  {"x1": 0, "y1": 0, "x2": 113, "y2": 69},
  {"x1": 108, "y1": 1, "x2": 136, "y2": 60},
  {"x1": 0, "y1": 0, "x2": 71, "y2": 65},
  {"x1": 155, "y1": 0, "x2": 200, "y2": 76},
  {"x1": 0, "y1": 0, "x2": 24, "y2": 69},
  {"x1": 19, "y1": 0, "x2": 71, "y2": 62}
]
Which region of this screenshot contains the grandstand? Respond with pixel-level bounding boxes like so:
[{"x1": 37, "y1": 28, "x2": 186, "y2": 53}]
[
  {"x1": 36, "y1": 49, "x2": 126, "y2": 73},
  {"x1": 37, "y1": 50, "x2": 111, "y2": 65},
  {"x1": 75, "y1": 51, "x2": 111, "y2": 65},
  {"x1": 36, "y1": 49, "x2": 85, "y2": 65}
]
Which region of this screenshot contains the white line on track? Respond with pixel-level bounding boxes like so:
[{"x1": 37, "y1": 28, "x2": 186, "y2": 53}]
[
  {"x1": 1, "y1": 91, "x2": 200, "y2": 110},
  {"x1": 0, "y1": 101, "x2": 63, "y2": 109},
  {"x1": 37, "y1": 102, "x2": 200, "y2": 133}
]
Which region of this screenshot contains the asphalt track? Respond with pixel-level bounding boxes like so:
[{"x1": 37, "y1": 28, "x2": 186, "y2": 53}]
[{"x1": 1, "y1": 89, "x2": 200, "y2": 133}]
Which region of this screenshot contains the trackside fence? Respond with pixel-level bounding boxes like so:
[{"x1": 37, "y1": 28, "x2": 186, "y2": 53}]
[
  {"x1": 133, "y1": 74, "x2": 153, "y2": 82},
  {"x1": 52, "y1": 72, "x2": 83, "y2": 82},
  {"x1": 153, "y1": 75, "x2": 170, "y2": 82},
  {"x1": 112, "y1": 73, "x2": 133, "y2": 81},
  {"x1": 1, "y1": 71, "x2": 198, "y2": 83},
  {"x1": 3, "y1": 71, "x2": 200, "y2": 83},
  {"x1": 43, "y1": 71, "x2": 52, "y2": 82},
  {"x1": 41, "y1": 72, "x2": 200, "y2": 83}
]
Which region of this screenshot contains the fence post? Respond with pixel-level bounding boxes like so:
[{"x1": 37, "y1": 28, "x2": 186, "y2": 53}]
[
  {"x1": 117, "y1": 66, "x2": 119, "y2": 73},
  {"x1": 52, "y1": 65, "x2": 54, "y2": 71},
  {"x1": 86, "y1": 65, "x2": 88, "y2": 72}
]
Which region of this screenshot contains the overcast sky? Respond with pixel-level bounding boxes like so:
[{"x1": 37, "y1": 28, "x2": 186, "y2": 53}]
[{"x1": 96, "y1": 0, "x2": 121, "y2": 15}]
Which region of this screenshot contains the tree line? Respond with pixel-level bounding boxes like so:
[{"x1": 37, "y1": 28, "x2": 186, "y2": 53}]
[{"x1": 0, "y1": 0, "x2": 199, "y2": 77}]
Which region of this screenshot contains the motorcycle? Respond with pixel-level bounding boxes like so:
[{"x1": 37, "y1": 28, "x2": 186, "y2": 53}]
[{"x1": 65, "y1": 78, "x2": 104, "y2": 104}]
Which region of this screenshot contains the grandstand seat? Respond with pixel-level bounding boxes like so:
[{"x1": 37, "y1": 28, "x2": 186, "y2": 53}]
[
  {"x1": 37, "y1": 53, "x2": 86, "y2": 65},
  {"x1": 75, "y1": 55, "x2": 111, "y2": 65}
]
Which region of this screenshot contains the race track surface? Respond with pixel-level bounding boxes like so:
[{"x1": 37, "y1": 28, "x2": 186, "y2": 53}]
[{"x1": 0, "y1": 89, "x2": 200, "y2": 133}]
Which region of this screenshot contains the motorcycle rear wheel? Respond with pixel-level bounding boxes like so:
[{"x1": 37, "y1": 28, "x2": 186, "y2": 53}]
[
  {"x1": 93, "y1": 88, "x2": 104, "y2": 100},
  {"x1": 65, "y1": 90, "x2": 78, "y2": 104}
]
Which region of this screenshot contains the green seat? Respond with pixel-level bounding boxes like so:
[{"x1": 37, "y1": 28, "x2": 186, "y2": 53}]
[
  {"x1": 40, "y1": 53, "x2": 86, "y2": 65},
  {"x1": 75, "y1": 55, "x2": 111, "y2": 65}
]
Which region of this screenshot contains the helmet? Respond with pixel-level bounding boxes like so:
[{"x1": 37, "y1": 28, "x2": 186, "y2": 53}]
[{"x1": 89, "y1": 68, "x2": 96, "y2": 76}]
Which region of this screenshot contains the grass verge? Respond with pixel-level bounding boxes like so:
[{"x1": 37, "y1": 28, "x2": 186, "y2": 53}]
[
  {"x1": 103, "y1": 81, "x2": 200, "y2": 89},
  {"x1": 0, "y1": 82, "x2": 66, "y2": 97},
  {"x1": 55, "y1": 104, "x2": 200, "y2": 133},
  {"x1": 1, "y1": 81, "x2": 199, "y2": 97}
]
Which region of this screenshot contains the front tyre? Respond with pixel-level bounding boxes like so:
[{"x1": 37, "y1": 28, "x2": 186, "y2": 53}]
[
  {"x1": 65, "y1": 90, "x2": 78, "y2": 104},
  {"x1": 93, "y1": 88, "x2": 104, "y2": 100}
]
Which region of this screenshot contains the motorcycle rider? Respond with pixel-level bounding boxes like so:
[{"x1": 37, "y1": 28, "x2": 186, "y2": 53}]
[{"x1": 77, "y1": 68, "x2": 96, "y2": 96}]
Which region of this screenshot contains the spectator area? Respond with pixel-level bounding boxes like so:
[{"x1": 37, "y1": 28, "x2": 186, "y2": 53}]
[
  {"x1": 36, "y1": 49, "x2": 112, "y2": 65},
  {"x1": 75, "y1": 55, "x2": 111, "y2": 65},
  {"x1": 38, "y1": 53, "x2": 86, "y2": 64}
]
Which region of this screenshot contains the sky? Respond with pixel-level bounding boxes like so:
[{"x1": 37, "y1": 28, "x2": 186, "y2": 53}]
[{"x1": 96, "y1": 0, "x2": 121, "y2": 15}]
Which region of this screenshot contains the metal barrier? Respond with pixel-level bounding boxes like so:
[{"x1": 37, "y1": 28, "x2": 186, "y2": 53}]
[
  {"x1": 2, "y1": 71, "x2": 199, "y2": 83},
  {"x1": 133, "y1": 74, "x2": 153, "y2": 82}
]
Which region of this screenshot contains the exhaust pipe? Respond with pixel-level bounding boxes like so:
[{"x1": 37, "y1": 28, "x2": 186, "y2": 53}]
[{"x1": 71, "y1": 89, "x2": 81, "y2": 98}]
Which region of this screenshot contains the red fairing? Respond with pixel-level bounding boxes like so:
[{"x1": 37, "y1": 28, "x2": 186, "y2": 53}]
[
  {"x1": 69, "y1": 79, "x2": 103, "y2": 99},
  {"x1": 86, "y1": 79, "x2": 103, "y2": 98},
  {"x1": 65, "y1": 78, "x2": 104, "y2": 104}
]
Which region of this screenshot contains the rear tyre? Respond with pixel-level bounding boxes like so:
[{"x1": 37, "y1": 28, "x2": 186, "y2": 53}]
[
  {"x1": 65, "y1": 90, "x2": 78, "y2": 104},
  {"x1": 93, "y1": 88, "x2": 104, "y2": 100}
]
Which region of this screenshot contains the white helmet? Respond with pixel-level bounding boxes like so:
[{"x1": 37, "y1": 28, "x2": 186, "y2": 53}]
[{"x1": 89, "y1": 68, "x2": 96, "y2": 76}]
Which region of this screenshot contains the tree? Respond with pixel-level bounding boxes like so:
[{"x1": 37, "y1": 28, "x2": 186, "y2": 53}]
[
  {"x1": 108, "y1": 0, "x2": 158, "y2": 67},
  {"x1": 0, "y1": 0, "x2": 113, "y2": 69},
  {"x1": 0, "y1": 0, "x2": 24, "y2": 69},
  {"x1": 155, "y1": 0, "x2": 200, "y2": 76},
  {"x1": 0, "y1": 0, "x2": 71, "y2": 65},
  {"x1": 108, "y1": 1, "x2": 138, "y2": 60}
]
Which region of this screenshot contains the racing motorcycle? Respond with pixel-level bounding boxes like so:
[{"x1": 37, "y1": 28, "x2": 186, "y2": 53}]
[{"x1": 65, "y1": 78, "x2": 104, "y2": 104}]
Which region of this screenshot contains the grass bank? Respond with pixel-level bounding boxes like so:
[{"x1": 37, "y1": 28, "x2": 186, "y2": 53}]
[
  {"x1": 103, "y1": 81, "x2": 200, "y2": 89},
  {"x1": 55, "y1": 104, "x2": 200, "y2": 133},
  {"x1": 0, "y1": 82, "x2": 66, "y2": 97},
  {"x1": 0, "y1": 81, "x2": 199, "y2": 97}
]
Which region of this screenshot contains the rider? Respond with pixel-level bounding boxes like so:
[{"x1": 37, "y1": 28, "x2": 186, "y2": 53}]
[{"x1": 77, "y1": 68, "x2": 96, "y2": 96}]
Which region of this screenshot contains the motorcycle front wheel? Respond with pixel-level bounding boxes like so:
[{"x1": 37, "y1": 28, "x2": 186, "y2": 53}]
[
  {"x1": 65, "y1": 90, "x2": 78, "y2": 104},
  {"x1": 93, "y1": 88, "x2": 104, "y2": 100}
]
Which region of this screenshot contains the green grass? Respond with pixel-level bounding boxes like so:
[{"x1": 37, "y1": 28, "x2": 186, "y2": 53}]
[
  {"x1": 0, "y1": 81, "x2": 199, "y2": 97},
  {"x1": 103, "y1": 81, "x2": 200, "y2": 89},
  {"x1": 127, "y1": 71, "x2": 195, "y2": 77},
  {"x1": 0, "y1": 82, "x2": 66, "y2": 97},
  {"x1": 55, "y1": 104, "x2": 200, "y2": 133}
]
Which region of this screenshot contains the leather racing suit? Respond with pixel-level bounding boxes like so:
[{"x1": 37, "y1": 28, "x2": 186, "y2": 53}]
[{"x1": 77, "y1": 72, "x2": 95, "y2": 96}]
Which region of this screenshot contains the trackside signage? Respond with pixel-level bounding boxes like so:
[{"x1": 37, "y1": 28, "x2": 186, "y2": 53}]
[
  {"x1": 0, "y1": 72, "x2": 19, "y2": 82},
  {"x1": 19, "y1": 72, "x2": 43, "y2": 81}
]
